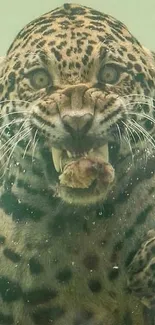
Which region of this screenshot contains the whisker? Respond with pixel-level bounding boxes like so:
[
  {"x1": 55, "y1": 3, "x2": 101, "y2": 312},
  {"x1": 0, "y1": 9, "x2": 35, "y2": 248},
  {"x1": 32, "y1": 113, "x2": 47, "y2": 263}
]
[
  {"x1": 0, "y1": 118, "x2": 25, "y2": 137},
  {"x1": 127, "y1": 122, "x2": 144, "y2": 146},
  {"x1": 116, "y1": 123, "x2": 122, "y2": 145},
  {"x1": 0, "y1": 118, "x2": 30, "y2": 152},
  {"x1": 128, "y1": 111, "x2": 155, "y2": 125},
  {"x1": 128, "y1": 120, "x2": 153, "y2": 163},
  {"x1": 1, "y1": 128, "x2": 32, "y2": 178},
  {"x1": 121, "y1": 94, "x2": 154, "y2": 103},
  {"x1": 0, "y1": 118, "x2": 30, "y2": 161},
  {"x1": 22, "y1": 137, "x2": 33, "y2": 159},
  {"x1": 0, "y1": 99, "x2": 31, "y2": 105},
  {"x1": 121, "y1": 121, "x2": 134, "y2": 164},
  {"x1": 5, "y1": 128, "x2": 32, "y2": 164},
  {"x1": 0, "y1": 112, "x2": 30, "y2": 126},
  {"x1": 127, "y1": 122, "x2": 149, "y2": 163},
  {"x1": 123, "y1": 122, "x2": 137, "y2": 145},
  {"x1": 0, "y1": 126, "x2": 30, "y2": 161},
  {"x1": 129, "y1": 119, "x2": 155, "y2": 150},
  {"x1": 31, "y1": 129, "x2": 39, "y2": 162},
  {"x1": 31, "y1": 122, "x2": 45, "y2": 161}
]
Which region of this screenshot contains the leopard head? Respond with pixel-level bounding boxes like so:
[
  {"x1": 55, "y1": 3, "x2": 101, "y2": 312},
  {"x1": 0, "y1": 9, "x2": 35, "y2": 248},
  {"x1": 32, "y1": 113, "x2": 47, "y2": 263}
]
[{"x1": 0, "y1": 3, "x2": 155, "y2": 206}]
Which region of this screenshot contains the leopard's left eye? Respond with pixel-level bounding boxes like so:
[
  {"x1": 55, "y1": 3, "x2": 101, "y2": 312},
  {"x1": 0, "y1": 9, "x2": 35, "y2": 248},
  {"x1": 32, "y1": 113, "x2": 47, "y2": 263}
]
[
  {"x1": 99, "y1": 64, "x2": 120, "y2": 84},
  {"x1": 27, "y1": 69, "x2": 52, "y2": 89}
]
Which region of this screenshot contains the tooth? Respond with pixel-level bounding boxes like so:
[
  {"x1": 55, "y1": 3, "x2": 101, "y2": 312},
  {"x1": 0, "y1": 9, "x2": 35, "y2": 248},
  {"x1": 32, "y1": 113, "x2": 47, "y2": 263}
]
[
  {"x1": 60, "y1": 156, "x2": 63, "y2": 172},
  {"x1": 97, "y1": 144, "x2": 109, "y2": 162},
  {"x1": 67, "y1": 151, "x2": 72, "y2": 158},
  {"x1": 88, "y1": 144, "x2": 109, "y2": 162},
  {"x1": 51, "y1": 144, "x2": 109, "y2": 173},
  {"x1": 51, "y1": 147, "x2": 62, "y2": 172}
]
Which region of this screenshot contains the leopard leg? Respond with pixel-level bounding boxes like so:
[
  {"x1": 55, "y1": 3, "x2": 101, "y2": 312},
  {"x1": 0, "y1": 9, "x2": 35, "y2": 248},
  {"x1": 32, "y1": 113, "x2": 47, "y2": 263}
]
[{"x1": 127, "y1": 230, "x2": 155, "y2": 309}]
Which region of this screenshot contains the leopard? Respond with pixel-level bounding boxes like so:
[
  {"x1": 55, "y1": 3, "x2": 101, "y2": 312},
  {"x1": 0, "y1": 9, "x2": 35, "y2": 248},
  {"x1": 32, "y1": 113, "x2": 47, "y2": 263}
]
[{"x1": 1, "y1": 2, "x2": 155, "y2": 325}]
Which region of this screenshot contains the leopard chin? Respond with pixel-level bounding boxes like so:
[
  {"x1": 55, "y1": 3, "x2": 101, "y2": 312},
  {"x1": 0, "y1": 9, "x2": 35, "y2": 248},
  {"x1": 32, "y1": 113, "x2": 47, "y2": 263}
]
[{"x1": 50, "y1": 144, "x2": 115, "y2": 205}]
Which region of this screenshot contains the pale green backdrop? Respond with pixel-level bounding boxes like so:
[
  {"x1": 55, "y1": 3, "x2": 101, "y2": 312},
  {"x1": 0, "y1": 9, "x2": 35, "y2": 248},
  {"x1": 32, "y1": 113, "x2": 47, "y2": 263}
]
[{"x1": 0, "y1": 0, "x2": 155, "y2": 54}]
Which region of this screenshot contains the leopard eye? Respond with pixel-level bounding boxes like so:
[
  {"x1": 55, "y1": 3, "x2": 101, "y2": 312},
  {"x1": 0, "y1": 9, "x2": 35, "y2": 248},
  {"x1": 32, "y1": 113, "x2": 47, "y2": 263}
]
[
  {"x1": 28, "y1": 69, "x2": 52, "y2": 89},
  {"x1": 99, "y1": 64, "x2": 120, "y2": 84}
]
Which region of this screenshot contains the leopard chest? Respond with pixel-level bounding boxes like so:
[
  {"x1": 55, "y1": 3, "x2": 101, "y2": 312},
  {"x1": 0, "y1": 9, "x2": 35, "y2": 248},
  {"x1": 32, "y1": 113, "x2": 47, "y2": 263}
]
[{"x1": 1, "y1": 177, "x2": 155, "y2": 325}]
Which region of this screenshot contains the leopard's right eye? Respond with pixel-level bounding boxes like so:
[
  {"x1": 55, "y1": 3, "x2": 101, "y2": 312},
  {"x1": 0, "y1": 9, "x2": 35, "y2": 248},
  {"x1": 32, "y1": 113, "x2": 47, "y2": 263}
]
[
  {"x1": 98, "y1": 64, "x2": 120, "y2": 85},
  {"x1": 27, "y1": 68, "x2": 52, "y2": 90}
]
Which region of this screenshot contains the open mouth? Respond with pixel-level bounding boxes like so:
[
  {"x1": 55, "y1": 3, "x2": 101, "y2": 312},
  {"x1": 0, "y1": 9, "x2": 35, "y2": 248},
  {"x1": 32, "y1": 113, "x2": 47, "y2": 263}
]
[{"x1": 50, "y1": 144, "x2": 115, "y2": 205}]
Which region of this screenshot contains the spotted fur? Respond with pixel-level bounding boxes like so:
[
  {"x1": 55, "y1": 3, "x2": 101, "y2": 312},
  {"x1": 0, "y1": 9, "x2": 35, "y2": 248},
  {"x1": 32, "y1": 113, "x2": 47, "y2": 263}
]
[{"x1": 0, "y1": 3, "x2": 155, "y2": 325}]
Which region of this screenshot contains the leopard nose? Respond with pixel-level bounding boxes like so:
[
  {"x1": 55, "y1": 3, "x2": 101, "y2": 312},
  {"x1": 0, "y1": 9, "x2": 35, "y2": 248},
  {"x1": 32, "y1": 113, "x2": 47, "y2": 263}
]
[{"x1": 62, "y1": 113, "x2": 93, "y2": 136}]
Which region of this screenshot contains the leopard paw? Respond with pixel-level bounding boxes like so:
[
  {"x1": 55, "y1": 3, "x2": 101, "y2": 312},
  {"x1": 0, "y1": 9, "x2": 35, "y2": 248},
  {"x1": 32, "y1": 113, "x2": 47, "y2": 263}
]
[{"x1": 127, "y1": 230, "x2": 155, "y2": 308}]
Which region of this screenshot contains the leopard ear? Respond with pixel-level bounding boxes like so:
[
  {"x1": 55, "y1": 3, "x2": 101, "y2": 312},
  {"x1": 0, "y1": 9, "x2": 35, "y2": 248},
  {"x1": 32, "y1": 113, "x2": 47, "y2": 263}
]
[
  {"x1": 0, "y1": 56, "x2": 6, "y2": 77},
  {"x1": 141, "y1": 47, "x2": 155, "y2": 95},
  {"x1": 149, "y1": 50, "x2": 155, "y2": 82},
  {"x1": 142, "y1": 47, "x2": 155, "y2": 76},
  {"x1": 150, "y1": 50, "x2": 155, "y2": 62}
]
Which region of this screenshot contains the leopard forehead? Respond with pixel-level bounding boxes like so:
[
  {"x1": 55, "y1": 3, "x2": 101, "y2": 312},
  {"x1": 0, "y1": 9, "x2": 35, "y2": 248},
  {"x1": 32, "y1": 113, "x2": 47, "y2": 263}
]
[{"x1": 4, "y1": 2, "x2": 150, "y2": 86}]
